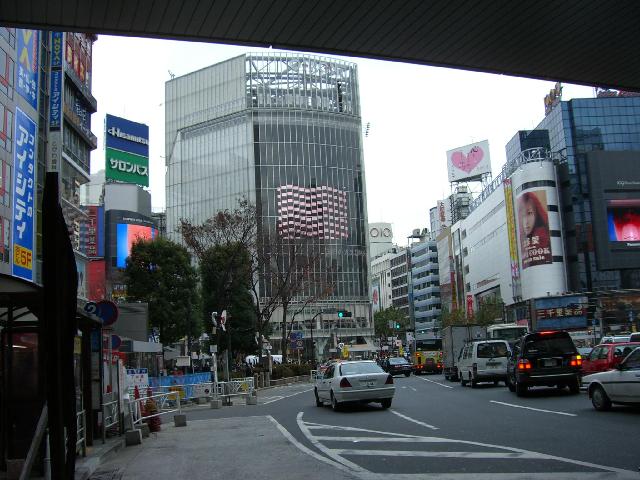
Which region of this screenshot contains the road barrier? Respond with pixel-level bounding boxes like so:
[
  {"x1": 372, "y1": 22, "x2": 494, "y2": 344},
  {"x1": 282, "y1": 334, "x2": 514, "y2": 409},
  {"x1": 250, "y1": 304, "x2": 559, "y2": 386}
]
[
  {"x1": 269, "y1": 374, "x2": 311, "y2": 387},
  {"x1": 101, "y1": 398, "x2": 120, "y2": 444},
  {"x1": 76, "y1": 409, "x2": 87, "y2": 456},
  {"x1": 129, "y1": 390, "x2": 182, "y2": 428}
]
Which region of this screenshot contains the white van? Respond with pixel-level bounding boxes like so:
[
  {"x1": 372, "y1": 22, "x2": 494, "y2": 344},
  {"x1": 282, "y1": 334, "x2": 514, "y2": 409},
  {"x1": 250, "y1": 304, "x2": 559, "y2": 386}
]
[{"x1": 458, "y1": 340, "x2": 510, "y2": 387}]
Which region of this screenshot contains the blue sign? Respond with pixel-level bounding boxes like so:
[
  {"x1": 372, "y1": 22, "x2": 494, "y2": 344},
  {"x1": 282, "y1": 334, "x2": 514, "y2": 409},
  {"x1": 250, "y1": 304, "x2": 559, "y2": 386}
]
[
  {"x1": 49, "y1": 69, "x2": 62, "y2": 130},
  {"x1": 51, "y1": 31, "x2": 63, "y2": 68},
  {"x1": 11, "y1": 108, "x2": 36, "y2": 281},
  {"x1": 290, "y1": 331, "x2": 303, "y2": 340},
  {"x1": 16, "y1": 30, "x2": 39, "y2": 109},
  {"x1": 533, "y1": 295, "x2": 588, "y2": 331},
  {"x1": 105, "y1": 114, "x2": 149, "y2": 157}
]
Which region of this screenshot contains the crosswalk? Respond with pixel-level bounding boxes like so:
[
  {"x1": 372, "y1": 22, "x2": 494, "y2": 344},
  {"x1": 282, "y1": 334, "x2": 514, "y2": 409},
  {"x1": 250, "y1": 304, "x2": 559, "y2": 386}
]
[{"x1": 295, "y1": 412, "x2": 638, "y2": 480}]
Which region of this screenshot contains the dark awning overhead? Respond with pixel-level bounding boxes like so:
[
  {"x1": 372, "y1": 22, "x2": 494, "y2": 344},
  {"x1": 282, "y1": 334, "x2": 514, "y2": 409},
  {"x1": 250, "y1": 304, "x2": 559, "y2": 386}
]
[{"x1": 1, "y1": 0, "x2": 639, "y2": 91}]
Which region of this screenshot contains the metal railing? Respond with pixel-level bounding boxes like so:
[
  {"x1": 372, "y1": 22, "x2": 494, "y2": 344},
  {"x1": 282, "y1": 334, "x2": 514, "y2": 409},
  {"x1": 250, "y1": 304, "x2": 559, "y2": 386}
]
[
  {"x1": 101, "y1": 399, "x2": 120, "y2": 444},
  {"x1": 129, "y1": 391, "x2": 182, "y2": 427},
  {"x1": 215, "y1": 378, "x2": 254, "y2": 397},
  {"x1": 76, "y1": 409, "x2": 87, "y2": 457}
]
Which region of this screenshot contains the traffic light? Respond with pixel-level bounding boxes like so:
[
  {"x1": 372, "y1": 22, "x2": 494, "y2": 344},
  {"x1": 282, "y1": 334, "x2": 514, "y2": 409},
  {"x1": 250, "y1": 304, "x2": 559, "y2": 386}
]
[
  {"x1": 395, "y1": 322, "x2": 401, "y2": 330},
  {"x1": 337, "y1": 310, "x2": 352, "y2": 318}
]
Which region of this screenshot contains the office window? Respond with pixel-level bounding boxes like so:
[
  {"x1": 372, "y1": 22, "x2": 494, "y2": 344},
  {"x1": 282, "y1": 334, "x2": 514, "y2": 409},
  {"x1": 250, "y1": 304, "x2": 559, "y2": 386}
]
[
  {"x1": 0, "y1": 47, "x2": 15, "y2": 99},
  {"x1": 0, "y1": 101, "x2": 12, "y2": 152}
]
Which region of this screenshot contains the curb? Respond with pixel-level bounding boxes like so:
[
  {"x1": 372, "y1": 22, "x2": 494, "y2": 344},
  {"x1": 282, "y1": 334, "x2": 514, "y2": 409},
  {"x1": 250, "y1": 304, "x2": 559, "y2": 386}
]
[{"x1": 74, "y1": 437, "x2": 125, "y2": 480}]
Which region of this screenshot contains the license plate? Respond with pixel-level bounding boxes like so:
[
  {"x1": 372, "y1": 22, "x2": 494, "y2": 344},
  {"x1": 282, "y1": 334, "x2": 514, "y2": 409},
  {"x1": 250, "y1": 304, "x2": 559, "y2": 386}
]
[
  {"x1": 487, "y1": 363, "x2": 499, "y2": 369},
  {"x1": 367, "y1": 380, "x2": 376, "y2": 387},
  {"x1": 543, "y1": 359, "x2": 556, "y2": 367}
]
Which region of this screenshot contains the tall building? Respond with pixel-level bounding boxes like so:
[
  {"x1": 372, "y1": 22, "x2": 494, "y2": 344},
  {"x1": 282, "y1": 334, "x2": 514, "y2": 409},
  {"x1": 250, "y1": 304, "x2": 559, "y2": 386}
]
[
  {"x1": 368, "y1": 222, "x2": 394, "y2": 259},
  {"x1": 165, "y1": 53, "x2": 372, "y2": 356},
  {"x1": 409, "y1": 235, "x2": 441, "y2": 334},
  {"x1": 370, "y1": 246, "x2": 400, "y2": 314},
  {"x1": 390, "y1": 248, "x2": 410, "y2": 318}
]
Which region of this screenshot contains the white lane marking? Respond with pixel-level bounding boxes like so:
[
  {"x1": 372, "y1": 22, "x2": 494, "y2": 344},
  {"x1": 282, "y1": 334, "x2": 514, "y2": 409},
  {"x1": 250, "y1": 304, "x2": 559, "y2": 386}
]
[
  {"x1": 297, "y1": 412, "x2": 370, "y2": 473},
  {"x1": 314, "y1": 436, "x2": 457, "y2": 443},
  {"x1": 305, "y1": 423, "x2": 420, "y2": 438},
  {"x1": 266, "y1": 415, "x2": 352, "y2": 474},
  {"x1": 415, "y1": 376, "x2": 454, "y2": 389},
  {"x1": 262, "y1": 388, "x2": 313, "y2": 404},
  {"x1": 489, "y1": 400, "x2": 577, "y2": 417},
  {"x1": 389, "y1": 409, "x2": 439, "y2": 430},
  {"x1": 409, "y1": 386, "x2": 417, "y2": 392},
  {"x1": 401, "y1": 386, "x2": 407, "y2": 389},
  {"x1": 330, "y1": 450, "x2": 541, "y2": 459},
  {"x1": 359, "y1": 473, "x2": 637, "y2": 480}
]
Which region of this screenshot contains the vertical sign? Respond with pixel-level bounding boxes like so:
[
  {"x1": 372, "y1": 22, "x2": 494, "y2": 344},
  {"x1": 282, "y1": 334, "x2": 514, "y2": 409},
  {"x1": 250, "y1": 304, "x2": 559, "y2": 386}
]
[
  {"x1": 105, "y1": 114, "x2": 150, "y2": 187},
  {"x1": 48, "y1": 31, "x2": 64, "y2": 172},
  {"x1": 11, "y1": 108, "x2": 36, "y2": 281},
  {"x1": 466, "y1": 294, "x2": 474, "y2": 320},
  {"x1": 16, "y1": 30, "x2": 39, "y2": 109},
  {"x1": 503, "y1": 178, "x2": 521, "y2": 299},
  {"x1": 516, "y1": 190, "x2": 552, "y2": 269}
]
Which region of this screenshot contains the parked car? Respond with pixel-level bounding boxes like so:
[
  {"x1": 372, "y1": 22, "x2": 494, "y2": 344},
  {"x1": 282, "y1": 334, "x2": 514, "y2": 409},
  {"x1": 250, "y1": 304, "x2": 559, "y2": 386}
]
[
  {"x1": 381, "y1": 357, "x2": 413, "y2": 377},
  {"x1": 314, "y1": 360, "x2": 395, "y2": 410},
  {"x1": 581, "y1": 342, "x2": 640, "y2": 375},
  {"x1": 458, "y1": 340, "x2": 510, "y2": 387},
  {"x1": 584, "y1": 347, "x2": 640, "y2": 411},
  {"x1": 600, "y1": 335, "x2": 631, "y2": 344},
  {"x1": 507, "y1": 330, "x2": 582, "y2": 396}
]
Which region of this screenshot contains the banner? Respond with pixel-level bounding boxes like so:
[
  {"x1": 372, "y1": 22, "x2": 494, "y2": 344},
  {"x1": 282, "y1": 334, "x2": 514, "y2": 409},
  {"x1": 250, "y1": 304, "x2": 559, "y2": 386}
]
[
  {"x1": 517, "y1": 190, "x2": 552, "y2": 269},
  {"x1": 503, "y1": 179, "x2": 521, "y2": 299},
  {"x1": 11, "y1": 108, "x2": 36, "y2": 281},
  {"x1": 16, "y1": 30, "x2": 39, "y2": 109}
]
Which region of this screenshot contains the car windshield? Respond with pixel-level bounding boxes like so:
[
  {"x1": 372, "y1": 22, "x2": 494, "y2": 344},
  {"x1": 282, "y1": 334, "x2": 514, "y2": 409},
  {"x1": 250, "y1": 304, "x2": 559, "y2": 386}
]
[
  {"x1": 524, "y1": 335, "x2": 576, "y2": 356},
  {"x1": 389, "y1": 357, "x2": 409, "y2": 365},
  {"x1": 477, "y1": 342, "x2": 509, "y2": 358},
  {"x1": 340, "y1": 362, "x2": 384, "y2": 375}
]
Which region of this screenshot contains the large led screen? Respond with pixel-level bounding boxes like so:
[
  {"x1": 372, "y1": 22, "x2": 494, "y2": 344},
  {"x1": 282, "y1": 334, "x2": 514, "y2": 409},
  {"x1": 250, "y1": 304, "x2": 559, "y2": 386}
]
[
  {"x1": 607, "y1": 199, "x2": 640, "y2": 243},
  {"x1": 116, "y1": 223, "x2": 157, "y2": 268}
]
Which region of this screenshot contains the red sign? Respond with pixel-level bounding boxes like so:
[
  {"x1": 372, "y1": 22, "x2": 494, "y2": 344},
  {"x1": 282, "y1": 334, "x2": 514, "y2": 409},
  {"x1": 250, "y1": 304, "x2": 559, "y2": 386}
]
[
  {"x1": 87, "y1": 260, "x2": 106, "y2": 301},
  {"x1": 466, "y1": 294, "x2": 474, "y2": 319}
]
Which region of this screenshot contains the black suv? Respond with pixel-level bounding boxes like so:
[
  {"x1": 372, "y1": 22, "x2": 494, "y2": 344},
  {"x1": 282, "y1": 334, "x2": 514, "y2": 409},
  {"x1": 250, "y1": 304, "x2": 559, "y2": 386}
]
[
  {"x1": 507, "y1": 331, "x2": 582, "y2": 396},
  {"x1": 382, "y1": 357, "x2": 412, "y2": 377}
]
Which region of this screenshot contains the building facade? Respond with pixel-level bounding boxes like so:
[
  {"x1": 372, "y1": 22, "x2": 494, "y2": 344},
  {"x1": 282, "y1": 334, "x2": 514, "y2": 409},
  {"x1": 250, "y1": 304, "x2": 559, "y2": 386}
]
[
  {"x1": 409, "y1": 237, "x2": 441, "y2": 333},
  {"x1": 165, "y1": 53, "x2": 372, "y2": 356}
]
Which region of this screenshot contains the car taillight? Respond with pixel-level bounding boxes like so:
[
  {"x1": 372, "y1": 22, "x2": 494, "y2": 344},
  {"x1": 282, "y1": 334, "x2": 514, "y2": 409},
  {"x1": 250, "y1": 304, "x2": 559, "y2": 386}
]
[
  {"x1": 518, "y1": 359, "x2": 532, "y2": 370},
  {"x1": 437, "y1": 363, "x2": 442, "y2": 369},
  {"x1": 385, "y1": 375, "x2": 394, "y2": 385},
  {"x1": 339, "y1": 377, "x2": 352, "y2": 388},
  {"x1": 570, "y1": 355, "x2": 582, "y2": 367}
]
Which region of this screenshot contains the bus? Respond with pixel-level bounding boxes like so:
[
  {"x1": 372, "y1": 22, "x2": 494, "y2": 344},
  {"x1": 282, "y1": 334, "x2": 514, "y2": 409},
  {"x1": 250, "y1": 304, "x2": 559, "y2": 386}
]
[
  {"x1": 486, "y1": 323, "x2": 528, "y2": 347},
  {"x1": 412, "y1": 338, "x2": 443, "y2": 374}
]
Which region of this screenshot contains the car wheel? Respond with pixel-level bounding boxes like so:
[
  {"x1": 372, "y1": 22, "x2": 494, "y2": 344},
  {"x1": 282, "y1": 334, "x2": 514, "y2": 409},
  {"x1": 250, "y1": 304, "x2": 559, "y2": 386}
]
[
  {"x1": 568, "y1": 378, "x2": 580, "y2": 395},
  {"x1": 330, "y1": 391, "x2": 341, "y2": 411},
  {"x1": 404, "y1": 372, "x2": 411, "y2": 377},
  {"x1": 507, "y1": 374, "x2": 516, "y2": 392},
  {"x1": 515, "y1": 377, "x2": 528, "y2": 397},
  {"x1": 460, "y1": 371, "x2": 467, "y2": 386},
  {"x1": 314, "y1": 388, "x2": 323, "y2": 407},
  {"x1": 591, "y1": 385, "x2": 612, "y2": 411},
  {"x1": 470, "y1": 373, "x2": 477, "y2": 389},
  {"x1": 380, "y1": 398, "x2": 392, "y2": 409}
]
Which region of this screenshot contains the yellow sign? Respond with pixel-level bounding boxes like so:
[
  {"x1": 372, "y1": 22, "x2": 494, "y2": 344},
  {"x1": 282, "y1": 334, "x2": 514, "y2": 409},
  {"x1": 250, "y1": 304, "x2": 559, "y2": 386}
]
[
  {"x1": 342, "y1": 346, "x2": 350, "y2": 359},
  {"x1": 168, "y1": 386, "x2": 186, "y2": 399},
  {"x1": 398, "y1": 347, "x2": 404, "y2": 356},
  {"x1": 74, "y1": 336, "x2": 82, "y2": 355},
  {"x1": 13, "y1": 244, "x2": 33, "y2": 269}
]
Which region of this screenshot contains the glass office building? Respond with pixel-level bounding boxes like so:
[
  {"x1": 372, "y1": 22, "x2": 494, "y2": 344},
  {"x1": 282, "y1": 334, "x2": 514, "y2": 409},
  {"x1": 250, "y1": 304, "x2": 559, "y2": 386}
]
[{"x1": 165, "y1": 53, "x2": 372, "y2": 354}]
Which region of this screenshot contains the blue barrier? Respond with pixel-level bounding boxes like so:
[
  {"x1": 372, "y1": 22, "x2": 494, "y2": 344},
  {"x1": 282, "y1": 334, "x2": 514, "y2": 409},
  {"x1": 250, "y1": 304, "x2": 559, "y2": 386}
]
[{"x1": 149, "y1": 373, "x2": 212, "y2": 400}]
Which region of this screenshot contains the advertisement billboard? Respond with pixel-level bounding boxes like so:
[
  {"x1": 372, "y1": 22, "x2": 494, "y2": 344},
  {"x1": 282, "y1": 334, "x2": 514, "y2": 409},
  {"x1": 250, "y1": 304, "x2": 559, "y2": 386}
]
[
  {"x1": 587, "y1": 151, "x2": 640, "y2": 270},
  {"x1": 446, "y1": 140, "x2": 491, "y2": 183},
  {"x1": 503, "y1": 179, "x2": 521, "y2": 299},
  {"x1": 85, "y1": 205, "x2": 104, "y2": 257},
  {"x1": 516, "y1": 190, "x2": 552, "y2": 270},
  {"x1": 16, "y1": 30, "x2": 38, "y2": 109},
  {"x1": 371, "y1": 283, "x2": 380, "y2": 313},
  {"x1": 105, "y1": 114, "x2": 149, "y2": 187},
  {"x1": 11, "y1": 108, "x2": 36, "y2": 281},
  {"x1": 87, "y1": 260, "x2": 106, "y2": 301},
  {"x1": 532, "y1": 295, "x2": 588, "y2": 331},
  {"x1": 116, "y1": 223, "x2": 158, "y2": 268}
]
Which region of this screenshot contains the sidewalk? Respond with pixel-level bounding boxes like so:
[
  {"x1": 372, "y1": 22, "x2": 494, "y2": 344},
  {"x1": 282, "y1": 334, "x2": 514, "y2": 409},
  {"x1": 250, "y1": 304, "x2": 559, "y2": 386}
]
[{"x1": 91, "y1": 416, "x2": 357, "y2": 480}]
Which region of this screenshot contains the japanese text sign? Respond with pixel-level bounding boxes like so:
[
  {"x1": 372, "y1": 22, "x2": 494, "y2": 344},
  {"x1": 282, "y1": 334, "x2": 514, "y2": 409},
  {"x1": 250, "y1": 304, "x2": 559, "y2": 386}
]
[{"x1": 16, "y1": 30, "x2": 39, "y2": 109}]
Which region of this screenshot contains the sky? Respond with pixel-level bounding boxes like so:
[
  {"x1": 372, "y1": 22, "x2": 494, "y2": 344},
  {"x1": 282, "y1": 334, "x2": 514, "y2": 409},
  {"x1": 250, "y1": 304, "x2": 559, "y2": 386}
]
[{"x1": 90, "y1": 35, "x2": 594, "y2": 241}]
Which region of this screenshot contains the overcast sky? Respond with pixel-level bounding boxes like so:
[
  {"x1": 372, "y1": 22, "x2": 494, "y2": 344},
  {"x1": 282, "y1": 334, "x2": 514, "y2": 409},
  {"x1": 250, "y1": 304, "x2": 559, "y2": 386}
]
[{"x1": 90, "y1": 35, "x2": 594, "y2": 241}]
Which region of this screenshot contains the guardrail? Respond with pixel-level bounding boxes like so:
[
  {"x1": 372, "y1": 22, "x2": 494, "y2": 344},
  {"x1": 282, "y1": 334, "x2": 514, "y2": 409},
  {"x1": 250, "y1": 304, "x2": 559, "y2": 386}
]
[
  {"x1": 76, "y1": 409, "x2": 87, "y2": 457},
  {"x1": 269, "y1": 374, "x2": 311, "y2": 387},
  {"x1": 129, "y1": 391, "x2": 182, "y2": 427},
  {"x1": 101, "y1": 399, "x2": 120, "y2": 444},
  {"x1": 216, "y1": 378, "x2": 254, "y2": 397}
]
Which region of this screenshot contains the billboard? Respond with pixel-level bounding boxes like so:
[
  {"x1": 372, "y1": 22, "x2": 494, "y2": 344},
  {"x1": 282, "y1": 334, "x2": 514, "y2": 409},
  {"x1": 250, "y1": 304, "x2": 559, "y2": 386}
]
[
  {"x1": 446, "y1": 140, "x2": 491, "y2": 182},
  {"x1": 371, "y1": 283, "x2": 380, "y2": 313},
  {"x1": 87, "y1": 260, "x2": 106, "y2": 301},
  {"x1": 11, "y1": 108, "x2": 36, "y2": 281},
  {"x1": 532, "y1": 295, "x2": 588, "y2": 331},
  {"x1": 587, "y1": 151, "x2": 640, "y2": 270},
  {"x1": 516, "y1": 190, "x2": 552, "y2": 270},
  {"x1": 116, "y1": 223, "x2": 158, "y2": 268},
  {"x1": 84, "y1": 205, "x2": 104, "y2": 257},
  {"x1": 105, "y1": 114, "x2": 149, "y2": 187},
  {"x1": 503, "y1": 179, "x2": 521, "y2": 284},
  {"x1": 16, "y1": 30, "x2": 38, "y2": 109}
]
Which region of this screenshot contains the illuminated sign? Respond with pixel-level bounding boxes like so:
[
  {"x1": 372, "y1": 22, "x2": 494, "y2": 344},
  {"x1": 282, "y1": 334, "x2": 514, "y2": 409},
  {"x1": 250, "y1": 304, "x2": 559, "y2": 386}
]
[
  {"x1": 11, "y1": 108, "x2": 36, "y2": 281},
  {"x1": 105, "y1": 114, "x2": 149, "y2": 186}
]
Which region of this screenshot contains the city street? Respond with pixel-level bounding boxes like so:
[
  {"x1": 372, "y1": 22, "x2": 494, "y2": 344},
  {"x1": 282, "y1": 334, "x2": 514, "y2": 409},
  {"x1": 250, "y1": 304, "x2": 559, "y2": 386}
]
[{"x1": 133, "y1": 375, "x2": 640, "y2": 479}]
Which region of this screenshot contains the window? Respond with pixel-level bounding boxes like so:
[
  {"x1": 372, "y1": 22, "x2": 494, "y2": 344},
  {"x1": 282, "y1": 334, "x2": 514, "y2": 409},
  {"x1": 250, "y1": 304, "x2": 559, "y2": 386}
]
[
  {"x1": 598, "y1": 347, "x2": 610, "y2": 360},
  {"x1": 0, "y1": 27, "x2": 16, "y2": 48},
  {"x1": 477, "y1": 342, "x2": 509, "y2": 358},
  {"x1": 0, "y1": 101, "x2": 12, "y2": 152},
  {"x1": 340, "y1": 362, "x2": 384, "y2": 375},
  {"x1": 0, "y1": 47, "x2": 15, "y2": 99},
  {"x1": 623, "y1": 348, "x2": 640, "y2": 369}
]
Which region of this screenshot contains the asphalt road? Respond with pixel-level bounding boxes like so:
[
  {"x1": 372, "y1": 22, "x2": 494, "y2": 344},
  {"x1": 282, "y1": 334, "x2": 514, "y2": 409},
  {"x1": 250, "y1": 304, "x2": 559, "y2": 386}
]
[{"x1": 185, "y1": 374, "x2": 640, "y2": 479}]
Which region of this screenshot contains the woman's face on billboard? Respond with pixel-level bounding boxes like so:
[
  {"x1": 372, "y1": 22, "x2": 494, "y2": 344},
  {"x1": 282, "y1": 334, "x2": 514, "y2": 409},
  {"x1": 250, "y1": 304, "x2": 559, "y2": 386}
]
[{"x1": 522, "y1": 198, "x2": 536, "y2": 236}]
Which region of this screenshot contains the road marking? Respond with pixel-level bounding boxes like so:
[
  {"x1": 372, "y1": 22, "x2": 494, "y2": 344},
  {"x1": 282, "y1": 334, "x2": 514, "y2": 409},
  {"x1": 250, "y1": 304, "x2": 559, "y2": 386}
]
[
  {"x1": 331, "y1": 450, "x2": 541, "y2": 459},
  {"x1": 360, "y1": 474, "x2": 637, "y2": 480},
  {"x1": 305, "y1": 423, "x2": 420, "y2": 438},
  {"x1": 389, "y1": 409, "x2": 439, "y2": 430},
  {"x1": 409, "y1": 386, "x2": 417, "y2": 392},
  {"x1": 415, "y1": 376, "x2": 454, "y2": 389},
  {"x1": 262, "y1": 388, "x2": 313, "y2": 404},
  {"x1": 297, "y1": 412, "x2": 369, "y2": 473},
  {"x1": 489, "y1": 400, "x2": 577, "y2": 417},
  {"x1": 313, "y1": 436, "x2": 456, "y2": 443},
  {"x1": 266, "y1": 415, "x2": 353, "y2": 474}
]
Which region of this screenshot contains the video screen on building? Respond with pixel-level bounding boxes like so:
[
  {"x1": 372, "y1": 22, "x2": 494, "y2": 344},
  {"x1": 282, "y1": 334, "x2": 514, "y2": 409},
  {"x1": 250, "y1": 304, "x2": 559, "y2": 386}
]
[
  {"x1": 607, "y1": 199, "x2": 640, "y2": 243},
  {"x1": 116, "y1": 223, "x2": 158, "y2": 268}
]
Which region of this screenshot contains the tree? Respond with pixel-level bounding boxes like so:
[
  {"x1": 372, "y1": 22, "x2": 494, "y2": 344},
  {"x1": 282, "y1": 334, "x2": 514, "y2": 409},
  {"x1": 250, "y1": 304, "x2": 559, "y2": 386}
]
[
  {"x1": 440, "y1": 305, "x2": 467, "y2": 328},
  {"x1": 474, "y1": 296, "x2": 505, "y2": 326},
  {"x1": 374, "y1": 307, "x2": 409, "y2": 338},
  {"x1": 125, "y1": 237, "x2": 200, "y2": 345}
]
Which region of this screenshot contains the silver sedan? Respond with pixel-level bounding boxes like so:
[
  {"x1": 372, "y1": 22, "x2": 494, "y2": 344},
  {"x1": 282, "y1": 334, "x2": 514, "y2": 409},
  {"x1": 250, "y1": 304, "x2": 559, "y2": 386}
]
[{"x1": 314, "y1": 360, "x2": 395, "y2": 411}]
